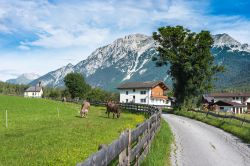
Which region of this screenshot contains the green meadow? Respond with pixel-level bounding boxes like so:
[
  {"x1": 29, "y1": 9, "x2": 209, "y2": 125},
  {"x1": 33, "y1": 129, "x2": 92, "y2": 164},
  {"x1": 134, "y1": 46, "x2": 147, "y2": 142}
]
[{"x1": 0, "y1": 95, "x2": 145, "y2": 165}]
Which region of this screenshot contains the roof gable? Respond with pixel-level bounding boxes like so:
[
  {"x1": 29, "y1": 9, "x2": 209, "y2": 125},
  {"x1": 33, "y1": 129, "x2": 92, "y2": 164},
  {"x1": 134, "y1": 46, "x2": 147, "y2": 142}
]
[
  {"x1": 117, "y1": 81, "x2": 168, "y2": 90},
  {"x1": 25, "y1": 86, "x2": 42, "y2": 92},
  {"x1": 215, "y1": 100, "x2": 246, "y2": 107}
]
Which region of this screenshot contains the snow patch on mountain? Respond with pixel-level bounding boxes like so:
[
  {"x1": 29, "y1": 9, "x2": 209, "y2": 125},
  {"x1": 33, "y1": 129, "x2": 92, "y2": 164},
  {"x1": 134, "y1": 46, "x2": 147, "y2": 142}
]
[
  {"x1": 32, "y1": 33, "x2": 250, "y2": 90},
  {"x1": 213, "y1": 33, "x2": 250, "y2": 53},
  {"x1": 30, "y1": 63, "x2": 74, "y2": 87}
]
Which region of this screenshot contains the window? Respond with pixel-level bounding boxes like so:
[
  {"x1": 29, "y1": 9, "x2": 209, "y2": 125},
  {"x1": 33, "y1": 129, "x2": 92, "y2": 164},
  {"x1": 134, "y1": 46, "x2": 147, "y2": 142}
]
[
  {"x1": 140, "y1": 91, "x2": 146, "y2": 94},
  {"x1": 140, "y1": 99, "x2": 146, "y2": 103},
  {"x1": 220, "y1": 107, "x2": 224, "y2": 110},
  {"x1": 126, "y1": 99, "x2": 128, "y2": 103},
  {"x1": 126, "y1": 91, "x2": 128, "y2": 95},
  {"x1": 133, "y1": 89, "x2": 135, "y2": 92},
  {"x1": 236, "y1": 97, "x2": 239, "y2": 100},
  {"x1": 132, "y1": 96, "x2": 135, "y2": 103}
]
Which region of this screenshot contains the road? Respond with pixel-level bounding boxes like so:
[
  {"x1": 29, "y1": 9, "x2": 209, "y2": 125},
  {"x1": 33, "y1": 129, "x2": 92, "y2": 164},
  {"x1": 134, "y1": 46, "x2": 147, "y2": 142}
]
[{"x1": 162, "y1": 114, "x2": 250, "y2": 166}]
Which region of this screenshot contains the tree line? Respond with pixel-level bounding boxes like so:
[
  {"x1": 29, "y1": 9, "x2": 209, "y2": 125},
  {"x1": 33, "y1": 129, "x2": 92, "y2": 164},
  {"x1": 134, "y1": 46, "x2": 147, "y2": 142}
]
[
  {"x1": 0, "y1": 82, "x2": 29, "y2": 96},
  {"x1": 0, "y1": 74, "x2": 119, "y2": 102}
]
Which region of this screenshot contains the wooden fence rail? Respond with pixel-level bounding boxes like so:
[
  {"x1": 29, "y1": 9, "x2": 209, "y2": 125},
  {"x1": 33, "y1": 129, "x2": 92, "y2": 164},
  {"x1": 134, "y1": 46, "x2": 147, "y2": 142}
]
[
  {"x1": 189, "y1": 109, "x2": 250, "y2": 125},
  {"x1": 76, "y1": 103, "x2": 161, "y2": 166}
]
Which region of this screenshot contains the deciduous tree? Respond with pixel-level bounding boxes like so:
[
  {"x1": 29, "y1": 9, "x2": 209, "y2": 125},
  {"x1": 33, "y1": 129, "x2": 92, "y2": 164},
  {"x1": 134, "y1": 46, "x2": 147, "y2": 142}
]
[{"x1": 153, "y1": 26, "x2": 224, "y2": 109}]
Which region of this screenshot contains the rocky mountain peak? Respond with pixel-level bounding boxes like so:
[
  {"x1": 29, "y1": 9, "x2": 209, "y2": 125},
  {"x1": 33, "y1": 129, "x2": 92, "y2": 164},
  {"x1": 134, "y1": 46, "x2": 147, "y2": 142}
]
[
  {"x1": 31, "y1": 33, "x2": 250, "y2": 90},
  {"x1": 212, "y1": 33, "x2": 250, "y2": 52},
  {"x1": 6, "y1": 73, "x2": 40, "y2": 85},
  {"x1": 213, "y1": 33, "x2": 241, "y2": 47}
]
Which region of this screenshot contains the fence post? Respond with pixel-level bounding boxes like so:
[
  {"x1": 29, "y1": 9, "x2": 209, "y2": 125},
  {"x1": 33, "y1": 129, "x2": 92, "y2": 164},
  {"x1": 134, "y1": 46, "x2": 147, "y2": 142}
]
[
  {"x1": 241, "y1": 117, "x2": 245, "y2": 127},
  {"x1": 5, "y1": 110, "x2": 8, "y2": 128},
  {"x1": 135, "y1": 130, "x2": 143, "y2": 166},
  {"x1": 127, "y1": 129, "x2": 131, "y2": 166},
  {"x1": 206, "y1": 111, "x2": 209, "y2": 117},
  {"x1": 119, "y1": 131, "x2": 127, "y2": 166}
]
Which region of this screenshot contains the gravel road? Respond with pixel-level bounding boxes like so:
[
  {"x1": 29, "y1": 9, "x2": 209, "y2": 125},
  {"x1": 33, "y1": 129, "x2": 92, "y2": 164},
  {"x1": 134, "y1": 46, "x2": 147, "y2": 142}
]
[{"x1": 162, "y1": 114, "x2": 250, "y2": 166}]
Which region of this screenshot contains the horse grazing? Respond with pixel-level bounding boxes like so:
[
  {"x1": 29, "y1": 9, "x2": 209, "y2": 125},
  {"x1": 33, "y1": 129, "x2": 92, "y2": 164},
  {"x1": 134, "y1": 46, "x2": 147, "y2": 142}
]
[
  {"x1": 80, "y1": 100, "x2": 90, "y2": 118},
  {"x1": 106, "y1": 101, "x2": 120, "y2": 118}
]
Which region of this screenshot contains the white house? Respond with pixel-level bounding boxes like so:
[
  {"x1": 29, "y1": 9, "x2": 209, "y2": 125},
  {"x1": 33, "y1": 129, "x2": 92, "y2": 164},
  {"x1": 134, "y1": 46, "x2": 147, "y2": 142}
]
[
  {"x1": 24, "y1": 84, "x2": 43, "y2": 98},
  {"x1": 205, "y1": 92, "x2": 250, "y2": 114},
  {"x1": 117, "y1": 81, "x2": 171, "y2": 106}
]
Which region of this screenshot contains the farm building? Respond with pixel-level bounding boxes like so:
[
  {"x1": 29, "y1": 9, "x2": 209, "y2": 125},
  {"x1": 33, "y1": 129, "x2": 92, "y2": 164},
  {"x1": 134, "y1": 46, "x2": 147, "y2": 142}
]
[
  {"x1": 24, "y1": 83, "x2": 43, "y2": 98},
  {"x1": 214, "y1": 100, "x2": 247, "y2": 114},
  {"x1": 204, "y1": 92, "x2": 250, "y2": 114},
  {"x1": 117, "y1": 81, "x2": 171, "y2": 107}
]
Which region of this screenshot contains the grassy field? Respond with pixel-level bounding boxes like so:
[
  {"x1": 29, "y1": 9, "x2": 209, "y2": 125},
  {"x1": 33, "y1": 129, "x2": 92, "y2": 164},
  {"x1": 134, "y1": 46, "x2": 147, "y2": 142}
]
[
  {"x1": 215, "y1": 111, "x2": 250, "y2": 120},
  {"x1": 173, "y1": 110, "x2": 250, "y2": 143},
  {"x1": 141, "y1": 120, "x2": 173, "y2": 166},
  {"x1": 0, "y1": 95, "x2": 145, "y2": 165}
]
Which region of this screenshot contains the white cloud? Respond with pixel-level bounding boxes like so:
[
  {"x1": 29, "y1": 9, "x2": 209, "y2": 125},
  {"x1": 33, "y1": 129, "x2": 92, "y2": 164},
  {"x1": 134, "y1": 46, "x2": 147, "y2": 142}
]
[
  {"x1": 18, "y1": 45, "x2": 30, "y2": 50},
  {"x1": 0, "y1": 0, "x2": 250, "y2": 80}
]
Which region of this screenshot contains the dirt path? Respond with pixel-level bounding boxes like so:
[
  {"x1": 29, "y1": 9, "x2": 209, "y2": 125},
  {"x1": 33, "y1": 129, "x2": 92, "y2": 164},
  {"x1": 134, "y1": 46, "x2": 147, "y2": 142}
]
[{"x1": 162, "y1": 114, "x2": 250, "y2": 166}]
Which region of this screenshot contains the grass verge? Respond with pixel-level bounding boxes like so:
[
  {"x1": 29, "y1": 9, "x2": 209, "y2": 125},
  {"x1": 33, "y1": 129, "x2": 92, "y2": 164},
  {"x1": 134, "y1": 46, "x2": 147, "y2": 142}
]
[
  {"x1": 141, "y1": 119, "x2": 173, "y2": 166},
  {"x1": 173, "y1": 111, "x2": 250, "y2": 143}
]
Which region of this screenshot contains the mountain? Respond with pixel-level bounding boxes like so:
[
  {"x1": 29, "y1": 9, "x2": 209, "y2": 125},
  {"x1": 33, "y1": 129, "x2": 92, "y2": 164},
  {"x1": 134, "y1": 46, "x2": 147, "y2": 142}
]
[
  {"x1": 6, "y1": 73, "x2": 40, "y2": 85},
  {"x1": 29, "y1": 63, "x2": 74, "y2": 87},
  {"x1": 31, "y1": 33, "x2": 250, "y2": 91},
  {"x1": 212, "y1": 33, "x2": 250, "y2": 53},
  {"x1": 211, "y1": 33, "x2": 250, "y2": 89}
]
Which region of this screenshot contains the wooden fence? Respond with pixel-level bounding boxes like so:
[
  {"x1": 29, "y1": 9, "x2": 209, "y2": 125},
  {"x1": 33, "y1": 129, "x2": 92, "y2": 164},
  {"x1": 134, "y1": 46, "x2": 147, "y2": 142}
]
[
  {"x1": 76, "y1": 103, "x2": 161, "y2": 166},
  {"x1": 188, "y1": 109, "x2": 250, "y2": 126}
]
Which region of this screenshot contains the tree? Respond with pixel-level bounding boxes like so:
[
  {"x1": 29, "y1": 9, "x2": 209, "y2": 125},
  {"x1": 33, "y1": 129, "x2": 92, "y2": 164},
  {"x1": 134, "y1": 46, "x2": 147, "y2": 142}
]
[
  {"x1": 64, "y1": 73, "x2": 91, "y2": 99},
  {"x1": 153, "y1": 26, "x2": 224, "y2": 110}
]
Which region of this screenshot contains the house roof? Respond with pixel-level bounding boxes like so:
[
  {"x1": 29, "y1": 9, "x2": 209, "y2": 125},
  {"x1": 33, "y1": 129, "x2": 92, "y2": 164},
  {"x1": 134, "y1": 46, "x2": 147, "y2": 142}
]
[
  {"x1": 25, "y1": 86, "x2": 42, "y2": 92},
  {"x1": 214, "y1": 100, "x2": 246, "y2": 107},
  {"x1": 202, "y1": 95, "x2": 214, "y2": 103},
  {"x1": 207, "y1": 92, "x2": 250, "y2": 97},
  {"x1": 117, "y1": 81, "x2": 168, "y2": 90}
]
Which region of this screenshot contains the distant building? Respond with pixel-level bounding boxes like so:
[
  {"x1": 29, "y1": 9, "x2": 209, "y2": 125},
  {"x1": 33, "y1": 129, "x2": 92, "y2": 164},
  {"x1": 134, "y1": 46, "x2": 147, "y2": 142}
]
[
  {"x1": 24, "y1": 82, "x2": 43, "y2": 98},
  {"x1": 117, "y1": 81, "x2": 171, "y2": 106},
  {"x1": 204, "y1": 92, "x2": 250, "y2": 114}
]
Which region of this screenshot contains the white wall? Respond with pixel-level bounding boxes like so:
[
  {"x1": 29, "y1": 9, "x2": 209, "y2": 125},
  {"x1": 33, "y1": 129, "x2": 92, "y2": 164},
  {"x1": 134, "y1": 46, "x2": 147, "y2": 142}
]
[
  {"x1": 119, "y1": 88, "x2": 150, "y2": 104},
  {"x1": 119, "y1": 88, "x2": 169, "y2": 106},
  {"x1": 24, "y1": 89, "x2": 43, "y2": 98},
  {"x1": 218, "y1": 106, "x2": 247, "y2": 114},
  {"x1": 245, "y1": 97, "x2": 250, "y2": 103},
  {"x1": 218, "y1": 106, "x2": 233, "y2": 112}
]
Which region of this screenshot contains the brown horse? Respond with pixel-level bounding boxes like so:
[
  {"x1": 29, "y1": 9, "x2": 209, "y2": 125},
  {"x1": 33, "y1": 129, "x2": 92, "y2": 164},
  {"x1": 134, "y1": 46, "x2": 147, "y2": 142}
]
[{"x1": 106, "y1": 101, "x2": 120, "y2": 118}]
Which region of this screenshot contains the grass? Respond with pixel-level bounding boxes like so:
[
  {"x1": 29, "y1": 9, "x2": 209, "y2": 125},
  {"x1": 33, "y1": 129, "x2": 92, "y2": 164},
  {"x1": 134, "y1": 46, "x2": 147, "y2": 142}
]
[
  {"x1": 215, "y1": 111, "x2": 250, "y2": 121},
  {"x1": 173, "y1": 110, "x2": 250, "y2": 143},
  {"x1": 141, "y1": 120, "x2": 173, "y2": 166},
  {"x1": 0, "y1": 95, "x2": 145, "y2": 166}
]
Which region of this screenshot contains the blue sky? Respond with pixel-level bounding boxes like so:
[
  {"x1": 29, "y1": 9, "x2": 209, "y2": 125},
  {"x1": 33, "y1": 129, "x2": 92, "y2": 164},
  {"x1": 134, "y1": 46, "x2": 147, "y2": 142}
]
[{"x1": 0, "y1": 0, "x2": 250, "y2": 81}]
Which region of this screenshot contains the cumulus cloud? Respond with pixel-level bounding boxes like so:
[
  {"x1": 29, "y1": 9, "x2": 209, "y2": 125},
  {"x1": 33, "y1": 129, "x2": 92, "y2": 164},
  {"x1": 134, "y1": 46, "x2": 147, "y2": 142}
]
[
  {"x1": 0, "y1": 0, "x2": 250, "y2": 48},
  {"x1": 0, "y1": 0, "x2": 250, "y2": 80}
]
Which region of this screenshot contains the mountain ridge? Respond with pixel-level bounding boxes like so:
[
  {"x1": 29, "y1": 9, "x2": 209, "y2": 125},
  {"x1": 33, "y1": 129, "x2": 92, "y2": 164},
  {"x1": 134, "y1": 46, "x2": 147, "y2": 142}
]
[
  {"x1": 7, "y1": 73, "x2": 40, "y2": 85},
  {"x1": 31, "y1": 33, "x2": 250, "y2": 90}
]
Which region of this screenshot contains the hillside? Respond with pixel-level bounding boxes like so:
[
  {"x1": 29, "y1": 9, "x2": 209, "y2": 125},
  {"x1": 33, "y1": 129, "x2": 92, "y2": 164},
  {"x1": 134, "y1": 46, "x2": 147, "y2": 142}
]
[{"x1": 31, "y1": 33, "x2": 250, "y2": 91}]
